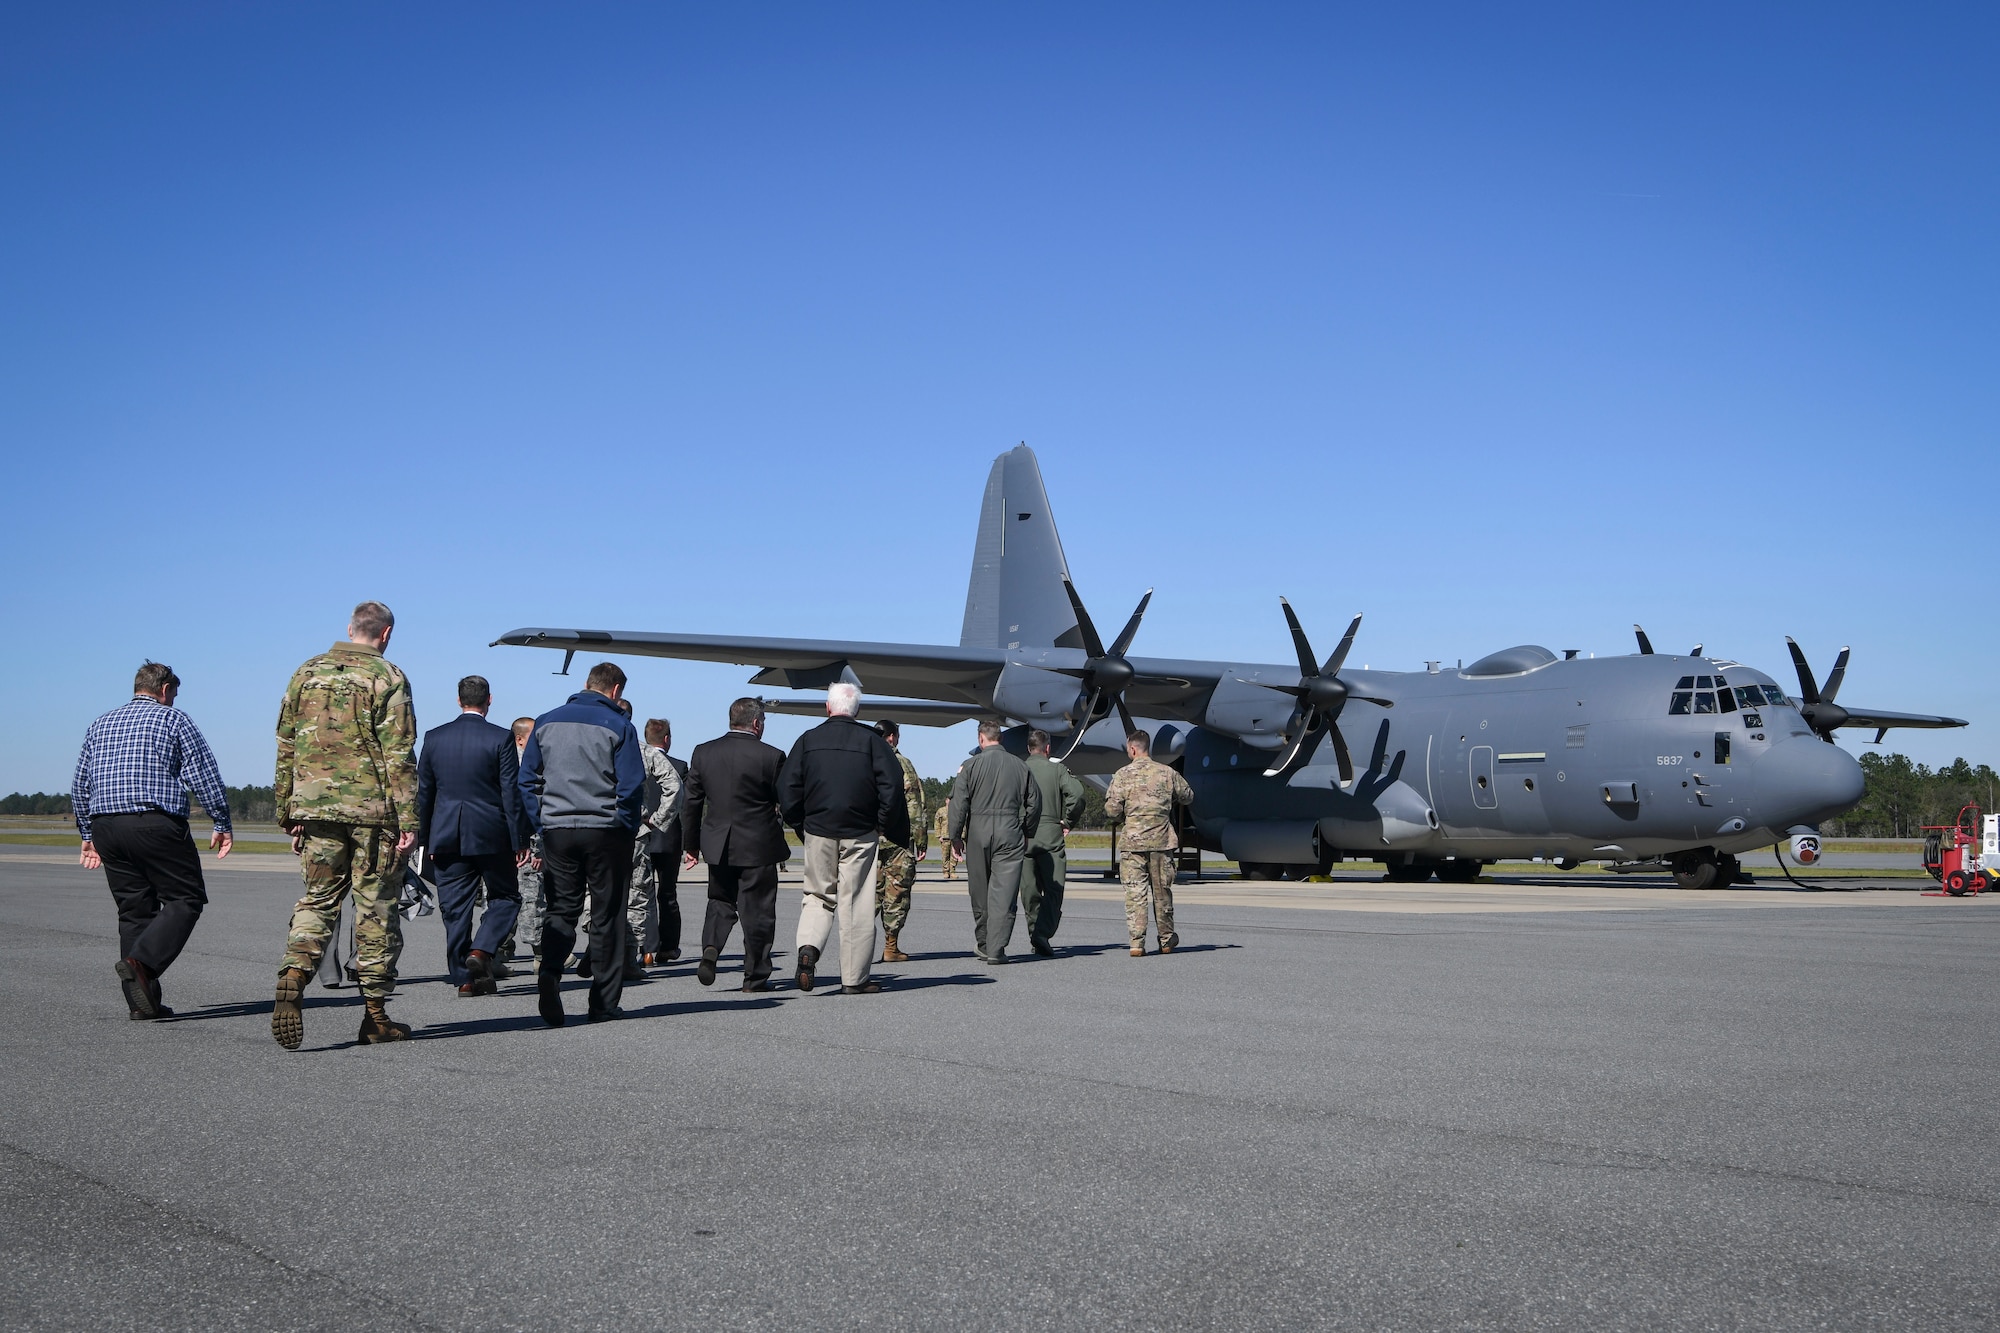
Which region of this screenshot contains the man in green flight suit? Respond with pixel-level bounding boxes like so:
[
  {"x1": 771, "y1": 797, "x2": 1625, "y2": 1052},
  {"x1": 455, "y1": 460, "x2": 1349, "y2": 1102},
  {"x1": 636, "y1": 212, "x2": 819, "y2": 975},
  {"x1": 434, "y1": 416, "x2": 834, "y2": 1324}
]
[
  {"x1": 270, "y1": 600, "x2": 420, "y2": 1048},
  {"x1": 1021, "y1": 728, "x2": 1086, "y2": 957},
  {"x1": 946, "y1": 720, "x2": 1040, "y2": 963},
  {"x1": 873, "y1": 720, "x2": 926, "y2": 962},
  {"x1": 1102, "y1": 729, "x2": 1193, "y2": 957}
]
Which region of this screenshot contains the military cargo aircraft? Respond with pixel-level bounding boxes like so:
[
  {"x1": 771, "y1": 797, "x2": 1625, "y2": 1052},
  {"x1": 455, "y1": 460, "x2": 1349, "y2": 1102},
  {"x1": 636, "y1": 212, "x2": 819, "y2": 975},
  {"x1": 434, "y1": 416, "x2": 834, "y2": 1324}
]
[{"x1": 496, "y1": 446, "x2": 1966, "y2": 889}]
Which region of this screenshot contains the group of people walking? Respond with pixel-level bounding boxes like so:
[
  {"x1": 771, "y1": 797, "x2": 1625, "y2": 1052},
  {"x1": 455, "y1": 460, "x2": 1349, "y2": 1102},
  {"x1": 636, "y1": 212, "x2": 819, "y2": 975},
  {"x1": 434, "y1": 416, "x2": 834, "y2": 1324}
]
[{"x1": 69, "y1": 601, "x2": 1198, "y2": 1048}]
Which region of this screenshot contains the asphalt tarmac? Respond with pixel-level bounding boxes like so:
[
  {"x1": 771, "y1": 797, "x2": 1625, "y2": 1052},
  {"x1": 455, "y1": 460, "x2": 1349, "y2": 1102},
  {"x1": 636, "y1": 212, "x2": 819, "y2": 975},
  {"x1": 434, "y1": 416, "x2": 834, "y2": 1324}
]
[{"x1": 3, "y1": 848, "x2": 1996, "y2": 1331}]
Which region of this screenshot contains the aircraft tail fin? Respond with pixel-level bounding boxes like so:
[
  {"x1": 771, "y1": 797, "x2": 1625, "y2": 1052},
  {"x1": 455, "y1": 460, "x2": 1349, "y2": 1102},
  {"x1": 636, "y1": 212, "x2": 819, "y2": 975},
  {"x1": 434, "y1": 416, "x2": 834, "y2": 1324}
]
[{"x1": 960, "y1": 445, "x2": 1082, "y2": 651}]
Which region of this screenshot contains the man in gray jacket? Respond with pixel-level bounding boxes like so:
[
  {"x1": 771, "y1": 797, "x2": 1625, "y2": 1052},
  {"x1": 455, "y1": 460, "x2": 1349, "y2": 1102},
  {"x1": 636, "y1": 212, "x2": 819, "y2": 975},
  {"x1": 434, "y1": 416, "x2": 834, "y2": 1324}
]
[{"x1": 946, "y1": 721, "x2": 1041, "y2": 964}]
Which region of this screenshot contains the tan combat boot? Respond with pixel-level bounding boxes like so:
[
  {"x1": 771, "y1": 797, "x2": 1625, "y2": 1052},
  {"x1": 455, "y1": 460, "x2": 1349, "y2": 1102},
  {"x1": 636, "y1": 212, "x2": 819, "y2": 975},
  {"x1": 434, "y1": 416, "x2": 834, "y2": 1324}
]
[
  {"x1": 357, "y1": 997, "x2": 412, "y2": 1044},
  {"x1": 1129, "y1": 941, "x2": 1146, "y2": 957},
  {"x1": 882, "y1": 931, "x2": 910, "y2": 963},
  {"x1": 271, "y1": 967, "x2": 309, "y2": 1050}
]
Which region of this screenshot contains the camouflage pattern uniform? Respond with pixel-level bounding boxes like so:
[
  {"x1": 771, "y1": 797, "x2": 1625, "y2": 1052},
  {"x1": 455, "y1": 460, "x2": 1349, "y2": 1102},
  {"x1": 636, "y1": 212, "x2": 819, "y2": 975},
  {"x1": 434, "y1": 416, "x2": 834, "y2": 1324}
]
[
  {"x1": 274, "y1": 641, "x2": 419, "y2": 1000},
  {"x1": 628, "y1": 742, "x2": 682, "y2": 961},
  {"x1": 1102, "y1": 755, "x2": 1193, "y2": 951},
  {"x1": 875, "y1": 750, "x2": 927, "y2": 934},
  {"x1": 933, "y1": 805, "x2": 957, "y2": 878},
  {"x1": 515, "y1": 829, "x2": 544, "y2": 956}
]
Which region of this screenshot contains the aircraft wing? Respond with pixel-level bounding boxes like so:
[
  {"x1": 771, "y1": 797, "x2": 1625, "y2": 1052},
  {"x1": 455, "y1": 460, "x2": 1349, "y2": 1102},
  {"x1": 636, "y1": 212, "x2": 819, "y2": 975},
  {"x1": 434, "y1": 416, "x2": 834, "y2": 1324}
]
[
  {"x1": 1833, "y1": 707, "x2": 1969, "y2": 732},
  {"x1": 490, "y1": 627, "x2": 1011, "y2": 704},
  {"x1": 758, "y1": 695, "x2": 998, "y2": 727}
]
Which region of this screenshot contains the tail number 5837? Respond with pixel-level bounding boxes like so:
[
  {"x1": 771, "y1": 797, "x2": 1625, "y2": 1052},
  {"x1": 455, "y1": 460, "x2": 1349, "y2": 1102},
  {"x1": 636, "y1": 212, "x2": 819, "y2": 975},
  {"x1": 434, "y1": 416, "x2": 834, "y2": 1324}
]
[{"x1": 1655, "y1": 755, "x2": 1684, "y2": 765}]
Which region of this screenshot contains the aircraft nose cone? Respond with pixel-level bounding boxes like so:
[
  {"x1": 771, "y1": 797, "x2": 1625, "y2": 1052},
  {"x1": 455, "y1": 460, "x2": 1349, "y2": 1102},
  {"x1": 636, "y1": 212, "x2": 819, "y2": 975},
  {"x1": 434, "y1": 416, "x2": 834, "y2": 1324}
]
[{"x1": 1753, "y1": 738, "x2": 1865, "y2": 828}]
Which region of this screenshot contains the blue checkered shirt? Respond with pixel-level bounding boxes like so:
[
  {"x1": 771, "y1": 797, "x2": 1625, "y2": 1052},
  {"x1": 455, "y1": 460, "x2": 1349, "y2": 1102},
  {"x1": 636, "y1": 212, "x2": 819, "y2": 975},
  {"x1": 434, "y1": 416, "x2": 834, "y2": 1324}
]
[{"x1": 72, "y1": 696, "x2": 232, "y2": 843}]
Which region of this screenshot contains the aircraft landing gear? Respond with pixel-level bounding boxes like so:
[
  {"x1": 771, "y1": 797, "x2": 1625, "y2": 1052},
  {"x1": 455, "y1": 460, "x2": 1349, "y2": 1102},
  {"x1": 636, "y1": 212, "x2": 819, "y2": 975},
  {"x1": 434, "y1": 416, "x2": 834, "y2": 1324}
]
[
  {"x1": 1435, "y1": 859, "x2": 1485, "y2": 883},
  {"x1": 1385, "y1": 858, "x2": 1438, "y2": 883},
  {"x1": 1671, "y1": 849, "x2": 1731, "y2": 890}
]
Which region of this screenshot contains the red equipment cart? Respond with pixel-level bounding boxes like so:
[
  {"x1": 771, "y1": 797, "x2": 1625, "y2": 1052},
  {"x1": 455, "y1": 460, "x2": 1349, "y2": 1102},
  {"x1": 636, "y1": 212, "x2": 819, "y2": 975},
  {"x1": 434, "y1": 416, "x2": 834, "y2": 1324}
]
[{"x1": 1921, "y1": 805, "x2": 1993, "y2": 897}]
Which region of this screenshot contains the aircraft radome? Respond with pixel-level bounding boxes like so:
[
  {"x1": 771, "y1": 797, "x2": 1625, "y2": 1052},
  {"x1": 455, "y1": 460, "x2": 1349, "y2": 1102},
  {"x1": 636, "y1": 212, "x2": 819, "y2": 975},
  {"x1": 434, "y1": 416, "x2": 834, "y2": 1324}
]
[{"x1": 496, "y1": 446, "x2": 1967, "y2": 889}]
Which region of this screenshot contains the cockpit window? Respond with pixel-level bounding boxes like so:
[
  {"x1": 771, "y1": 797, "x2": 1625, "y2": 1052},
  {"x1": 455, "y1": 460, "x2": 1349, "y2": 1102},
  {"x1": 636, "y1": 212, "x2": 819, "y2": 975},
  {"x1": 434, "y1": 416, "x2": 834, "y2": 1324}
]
[
  {"x1": 1713, "y1": 675, "x2": 1735, "y2": 711},
  {"x1": 1735, "y1": 686, "x2": 1763, "y2": 707},
  {"x1": 1675, "y1": 676, "x2": 1695, "y2": 690},
  {"x1": 1696, "y1": 676, "x2": 1713, "y2": 688},
  {"x1": 1694, "y1": 691, "x2": 1716, "y2": 713},
  {"x1": 1669, "y1": 691, "x2": 1692, "y2": 715}
]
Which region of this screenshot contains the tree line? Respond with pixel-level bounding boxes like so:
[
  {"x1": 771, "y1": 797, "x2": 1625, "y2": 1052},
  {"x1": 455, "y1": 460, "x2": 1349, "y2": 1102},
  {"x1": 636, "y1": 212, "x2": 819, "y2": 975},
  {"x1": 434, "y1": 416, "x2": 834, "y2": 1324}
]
[
  {"x1": 1, "y1": 785, "x2": 279, "y2": 822},
  {"x1": 917, "y1": 775, "x2": 1111, "y2": 829}
]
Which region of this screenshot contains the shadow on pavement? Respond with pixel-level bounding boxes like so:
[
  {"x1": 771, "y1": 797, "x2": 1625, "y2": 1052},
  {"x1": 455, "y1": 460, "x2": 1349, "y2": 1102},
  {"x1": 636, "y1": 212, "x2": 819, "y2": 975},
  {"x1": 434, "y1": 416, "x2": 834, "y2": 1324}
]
[{"x1": 875, "y1": 972, "x2": 998, "y2": 991}]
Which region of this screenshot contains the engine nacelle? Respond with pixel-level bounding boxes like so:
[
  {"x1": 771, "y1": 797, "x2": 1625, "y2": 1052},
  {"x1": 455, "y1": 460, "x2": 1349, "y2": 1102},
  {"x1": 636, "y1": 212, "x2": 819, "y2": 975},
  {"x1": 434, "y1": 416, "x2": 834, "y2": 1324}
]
[
  {"x1": 1201, "y1": 669, "x2": 1295, "y2": 750},
  {"x1": 989, "y1": 663, "x2": 1084, "y2": 732},
  {"x1": 1318, "y1": 781, "x2": 1440, "y2": 851},
  {"x1": 1220, "y1": 819, "x2": 1322, "y2": 868}
]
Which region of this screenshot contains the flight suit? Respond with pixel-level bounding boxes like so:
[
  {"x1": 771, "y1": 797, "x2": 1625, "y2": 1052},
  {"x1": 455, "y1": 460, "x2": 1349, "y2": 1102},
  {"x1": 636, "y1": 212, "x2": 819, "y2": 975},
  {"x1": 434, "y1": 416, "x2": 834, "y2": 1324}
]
[
  {"x1": 945, "y1": 745, "x2": 1041, "y2": 961},
  {"x1": 1022, "y1": 753, "x2": 1087, "y2": 950}
]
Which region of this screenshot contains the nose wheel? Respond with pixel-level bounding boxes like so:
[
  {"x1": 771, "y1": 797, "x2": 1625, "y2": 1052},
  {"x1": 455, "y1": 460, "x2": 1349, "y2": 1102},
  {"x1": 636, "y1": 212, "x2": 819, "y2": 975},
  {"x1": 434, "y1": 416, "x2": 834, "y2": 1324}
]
[{"x1": 1671, "y1": 850, "x2": 1742, "y2": 890}]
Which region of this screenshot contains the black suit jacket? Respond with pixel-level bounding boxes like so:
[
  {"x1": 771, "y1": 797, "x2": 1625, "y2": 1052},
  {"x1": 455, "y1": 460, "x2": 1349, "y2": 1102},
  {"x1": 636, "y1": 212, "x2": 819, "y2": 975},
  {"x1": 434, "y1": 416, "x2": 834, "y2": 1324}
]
[
  {"x1": 417, "y1": 713, "x2": 531, "y2": 858},
  {"x1": 682, "y1": 730, "x2": 789, "y2": 867}
]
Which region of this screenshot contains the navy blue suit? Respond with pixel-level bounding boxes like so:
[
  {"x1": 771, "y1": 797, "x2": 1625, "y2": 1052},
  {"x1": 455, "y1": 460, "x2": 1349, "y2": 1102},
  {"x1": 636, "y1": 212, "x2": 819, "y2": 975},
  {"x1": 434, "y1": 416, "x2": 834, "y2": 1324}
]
[{"x1": 418, "y1": 711, "x2": 533, "y2": 984}]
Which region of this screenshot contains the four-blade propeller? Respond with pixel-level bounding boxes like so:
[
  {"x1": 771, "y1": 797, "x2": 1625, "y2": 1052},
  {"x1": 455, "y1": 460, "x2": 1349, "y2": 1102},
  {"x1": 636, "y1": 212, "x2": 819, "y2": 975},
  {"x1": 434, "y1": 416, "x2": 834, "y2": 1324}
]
[
  {"x1": 1785, "y1": 636, "x2": 1852, "y2": 742},
  {"x1": 1256, "y1": 599, "x2": 1394, "y2": 783},
  {"x1": 1051, "y1": 578, "x2": 1152, "y2": 761}
]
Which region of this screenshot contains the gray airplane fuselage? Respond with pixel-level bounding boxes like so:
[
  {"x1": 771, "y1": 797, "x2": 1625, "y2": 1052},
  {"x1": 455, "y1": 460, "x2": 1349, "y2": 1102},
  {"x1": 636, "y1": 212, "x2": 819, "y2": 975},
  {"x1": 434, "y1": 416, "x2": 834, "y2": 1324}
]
[{"x1": 1145, "y1": 652, "x2": 1862, "y2": 866}]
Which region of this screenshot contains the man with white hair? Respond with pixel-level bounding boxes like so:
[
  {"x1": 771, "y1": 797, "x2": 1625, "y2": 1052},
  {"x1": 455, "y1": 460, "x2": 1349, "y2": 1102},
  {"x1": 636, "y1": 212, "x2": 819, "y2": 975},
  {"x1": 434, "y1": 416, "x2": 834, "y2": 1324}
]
[{"x1": 777, "y1": 682, "x2": 911, "y2": 994}]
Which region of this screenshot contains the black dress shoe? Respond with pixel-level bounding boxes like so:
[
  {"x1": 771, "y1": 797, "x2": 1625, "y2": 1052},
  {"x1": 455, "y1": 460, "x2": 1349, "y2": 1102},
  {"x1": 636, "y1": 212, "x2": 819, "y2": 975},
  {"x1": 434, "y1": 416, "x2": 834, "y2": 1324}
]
[
  {"x1": 841, "y1": 980, "x2": 883, "y2": 994},
  {"x1": 129, "y1": 1004, "x2": 175, "y2": 1020},
  {"x1": 741, "y1": 979, "x2": 773, "y2": 993},
  {"x1": 586, "y1": 1006, "x2": 623, "y2": 1023},
  {"x1": 795, "y1": 944, "x2": 820, "y2": 992},
  {"x1": 1030, "y1": 935, "x2": 1055, "y2": 957},
  {"x1": 115, "y1": 958, "x2": 158, "y2": 1019},
  {"x1": 572, "y1": 953, "x2": 593, "y2": 979},
  {"x1": 537, "y1": 972, "x2": 566, "y2": 1028},
  {"x1": 696, "y1": 947, "x2": 718, "y2": 987}
]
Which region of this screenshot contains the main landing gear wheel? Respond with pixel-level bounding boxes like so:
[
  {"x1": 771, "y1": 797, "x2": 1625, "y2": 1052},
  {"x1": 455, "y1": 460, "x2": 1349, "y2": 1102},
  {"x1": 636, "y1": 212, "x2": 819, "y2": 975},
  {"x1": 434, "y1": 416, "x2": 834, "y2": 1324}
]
[
  {"x1": 1385, "y1": 860, "x2": 1437, "y2": 883},
  {"x1": 1435, "y1": 859, "x2": 1484, "y2": 883},
  {"x1": 1671, "y1": 850, "x2": 1722, "y2": 890}
]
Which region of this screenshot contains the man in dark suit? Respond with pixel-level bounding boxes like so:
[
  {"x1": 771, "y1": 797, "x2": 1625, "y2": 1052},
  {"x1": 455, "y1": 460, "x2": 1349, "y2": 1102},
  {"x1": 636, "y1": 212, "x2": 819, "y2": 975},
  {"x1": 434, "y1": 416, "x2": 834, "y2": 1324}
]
[
  {"x1": 682, "y1": 697, "x2": 790, "y2": 991},
  {"x1": 417, "y1": 675, "x2": 534, "y2": 996}
]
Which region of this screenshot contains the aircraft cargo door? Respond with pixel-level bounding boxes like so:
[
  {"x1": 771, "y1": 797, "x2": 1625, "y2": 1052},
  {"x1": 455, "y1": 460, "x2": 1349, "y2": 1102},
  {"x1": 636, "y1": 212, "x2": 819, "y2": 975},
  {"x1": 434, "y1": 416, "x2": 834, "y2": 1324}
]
[{"x1": 1470, "y1": 746, "x2": 1498, "y2": 809}]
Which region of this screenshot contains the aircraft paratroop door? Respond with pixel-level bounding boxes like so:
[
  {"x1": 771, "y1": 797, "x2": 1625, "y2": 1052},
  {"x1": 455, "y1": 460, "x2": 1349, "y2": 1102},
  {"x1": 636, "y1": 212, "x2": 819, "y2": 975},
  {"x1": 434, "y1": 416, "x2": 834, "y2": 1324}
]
[{"x1": 1470, "y1": 746, "x2": 1498, "y2": 809}]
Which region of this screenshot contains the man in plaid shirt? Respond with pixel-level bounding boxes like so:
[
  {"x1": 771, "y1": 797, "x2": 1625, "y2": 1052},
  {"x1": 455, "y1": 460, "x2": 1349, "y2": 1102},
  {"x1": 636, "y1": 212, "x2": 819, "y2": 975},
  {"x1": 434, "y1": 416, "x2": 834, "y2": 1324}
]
[{"x1": 73, "y1": 661, "x2": 234, "y2": 1019}]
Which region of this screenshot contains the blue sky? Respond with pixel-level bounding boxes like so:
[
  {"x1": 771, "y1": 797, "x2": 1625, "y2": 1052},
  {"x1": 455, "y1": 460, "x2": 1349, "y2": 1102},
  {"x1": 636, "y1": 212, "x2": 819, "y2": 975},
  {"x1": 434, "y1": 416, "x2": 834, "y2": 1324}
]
[{"x1": 3, "y1": 4, "x2": 1994, "y2": 797}]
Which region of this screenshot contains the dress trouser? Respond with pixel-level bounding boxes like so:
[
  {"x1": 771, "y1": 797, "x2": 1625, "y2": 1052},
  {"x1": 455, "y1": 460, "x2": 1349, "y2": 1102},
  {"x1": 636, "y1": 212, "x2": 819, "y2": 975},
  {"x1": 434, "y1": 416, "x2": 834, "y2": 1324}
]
[
  {"x1": 1023, "y1": 841, "x2": 1067, "y2": 942},
  {"x1": 432, "y1": 851, "x2": 522, "y2": 983},
  {"x1": 649, "y1": 825, "x2": 684, "y2": 957},
  {"x1": 702, "y1": 862, "x2": 779, "y2": 983},
  {"x1": 539, "y1": 827, "x2": 633, "y2": 1016},
  {"x1": 796, "y1": 833, "x2": 880, "y2": 987},
  {"x1": 963, "y1": 819, "x2": 1025, "y2": 959},
  {"x1": 92, "y1": 811, "x2": 208, "y2": 976}
]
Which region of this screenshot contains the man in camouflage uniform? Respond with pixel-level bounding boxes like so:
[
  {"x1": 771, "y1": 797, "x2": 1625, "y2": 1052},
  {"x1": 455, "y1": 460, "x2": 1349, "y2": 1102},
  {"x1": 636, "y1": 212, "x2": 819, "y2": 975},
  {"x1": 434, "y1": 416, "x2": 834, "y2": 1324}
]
[
  {"x1": 628, "y1": 714, "x2": 683, "y2": 970},
  {"x1": 271, "y1": 601, "x2": 420, "y2": 1048},
  {"x1": 507, "y1": 717, "x2": 543, "y2": 965},
  {"x1": 1102, "y1": 730, "x2": 1193, "y2": 957},
  {"x1": 1021, "y1": 729, "x2": 1087, "y2": 957},
  {"x1": 932, "y1": 804, "x2": 957, "y2": 879},
  {"x1": 873, "y1": 720, "x2": 926, "y2": 962}
]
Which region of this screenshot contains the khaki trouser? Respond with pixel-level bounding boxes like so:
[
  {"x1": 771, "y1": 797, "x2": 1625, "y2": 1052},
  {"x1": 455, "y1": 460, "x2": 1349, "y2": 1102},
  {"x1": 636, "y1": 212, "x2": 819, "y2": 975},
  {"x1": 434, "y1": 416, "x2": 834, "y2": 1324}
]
[
  {"x1": 279, "y1": 822, "x2": 405, "y2": 1000},
  {"x1": 1120, "y1": 849, "x2": 1177, "y2": 947},
  {"x1": 796, "y1": 833, "x2": 881, "y2": 988}
]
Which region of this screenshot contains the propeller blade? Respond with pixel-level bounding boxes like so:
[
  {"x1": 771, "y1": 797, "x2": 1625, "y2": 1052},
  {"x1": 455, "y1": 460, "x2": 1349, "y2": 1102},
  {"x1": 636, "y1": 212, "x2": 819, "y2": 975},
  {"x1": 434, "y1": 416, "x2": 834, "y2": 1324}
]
[
  {"x1": 1114, "y1": 696, "x2": 1138, "y2": 740},
  {"x1": 1349, "y1": 695, "x2": 1396, "y2": 709},
  {"x1": 1330, "y1": 724, "x2": 1354, "y2": 786},
  {"x1": 1055, "y1": 690, "x2": 1104, "y2": 761},
  {"x1": 1784, "y1": 637, "x2": 1821, "y2": 704},
  {"x1": 1278, "y1": 597, "x2": 1318, "y2": 678},
  {"x1": 1106, "y1": 589, "x2": 1153, "y2": 659},
  {"x1": 1634, "y1": 625, "x2": 1654, "y2": 655},
  {"x1": 1821, "y1": 647, "x2": 1850, "y2": 703},
  {"x1": 1060, "y1": 577, "x2": 1106, "y2": 660},
  {"x1": 1321, "y1": 613, "x2": 1363, "y2": 677},
  {"x1": 1262, "y1": 713, "x2": 1327, "y2": 778}
]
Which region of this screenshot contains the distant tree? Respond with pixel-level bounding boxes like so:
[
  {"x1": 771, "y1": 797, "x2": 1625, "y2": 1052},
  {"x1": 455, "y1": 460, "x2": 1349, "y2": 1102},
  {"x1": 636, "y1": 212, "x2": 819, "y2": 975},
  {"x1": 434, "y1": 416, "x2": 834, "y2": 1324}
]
[
  {"x1": 1824, "y1": 754, "x2": 1999, "y2": 837},
  {"x1": 0, "y1": 792, "x2": 73, "y2": 816}
]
